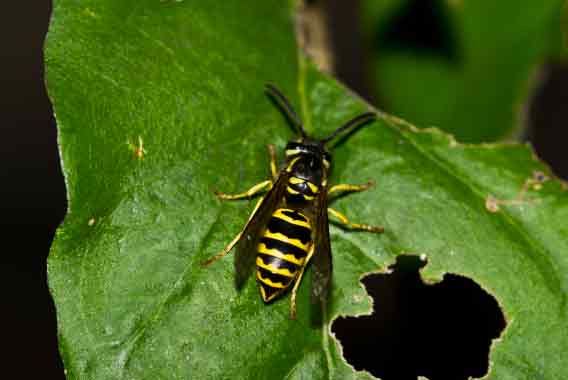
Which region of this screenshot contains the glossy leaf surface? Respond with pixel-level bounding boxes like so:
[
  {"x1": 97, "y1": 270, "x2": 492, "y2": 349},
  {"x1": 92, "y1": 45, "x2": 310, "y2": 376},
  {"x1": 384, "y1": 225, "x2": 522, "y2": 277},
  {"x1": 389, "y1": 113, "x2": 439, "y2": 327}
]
[{"x1": 47, "y1": 1, "x2": 568, "y2": 379}]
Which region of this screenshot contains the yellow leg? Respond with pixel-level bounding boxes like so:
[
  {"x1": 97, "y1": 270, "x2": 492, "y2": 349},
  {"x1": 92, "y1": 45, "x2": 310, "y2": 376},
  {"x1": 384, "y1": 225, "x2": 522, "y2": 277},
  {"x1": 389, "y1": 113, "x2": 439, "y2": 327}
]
[
  {"x1": 267, "y1": 144, "x2": 278, "y2": 180},
  {"x1": 289, "y1": 245, "x2": 315, "y2": 319},
  {"x1": 328, "y1": 181, "x2": 374, "y2": 197},
  {"x1": 202, "y1": 197, "x2": 264, "y2": 266},
  {"x1": 328, "y1": 207, "x2": 384, "y2": 233},
  {"x1": 215, "y1": 180, "x2": 272, "y2": 200},
  {"x1": 201, "y1": 229, "x2": 244, "y2": 266},
  {"x1": 215, "y1": 146, "x2": 277, "y2": 201}
]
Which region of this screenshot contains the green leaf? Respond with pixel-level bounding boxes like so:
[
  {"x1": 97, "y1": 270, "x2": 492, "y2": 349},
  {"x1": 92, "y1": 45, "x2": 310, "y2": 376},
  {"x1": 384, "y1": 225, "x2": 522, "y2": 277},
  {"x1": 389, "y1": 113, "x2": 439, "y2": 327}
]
[
  {"x1": 362, "y1": 0, "x2": 567, "y2": 142},
  {"x1": 47, "y1": 1, "x2": 568, "y2": 379}
]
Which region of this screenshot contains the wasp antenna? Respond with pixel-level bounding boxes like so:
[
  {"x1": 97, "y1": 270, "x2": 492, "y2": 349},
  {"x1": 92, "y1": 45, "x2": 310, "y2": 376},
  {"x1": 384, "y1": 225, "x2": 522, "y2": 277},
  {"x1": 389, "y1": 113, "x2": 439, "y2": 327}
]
[
  {"x1": 265, "y1": 83, "x2": 307, "y2": 138},
  {"x1": 321, "y1": 112, "x2": 376, "y2": 145}
]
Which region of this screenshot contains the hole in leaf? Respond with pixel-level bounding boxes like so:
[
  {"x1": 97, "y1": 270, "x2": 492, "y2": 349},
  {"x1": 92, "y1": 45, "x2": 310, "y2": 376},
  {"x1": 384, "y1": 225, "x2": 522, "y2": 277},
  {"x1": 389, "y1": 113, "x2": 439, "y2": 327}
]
[
  {"x1": 331, "y1": 255, "x2": 507, "y2": 380},
  {"x1": 376, "y1": 0, "x2": 459, "y2": 62}
]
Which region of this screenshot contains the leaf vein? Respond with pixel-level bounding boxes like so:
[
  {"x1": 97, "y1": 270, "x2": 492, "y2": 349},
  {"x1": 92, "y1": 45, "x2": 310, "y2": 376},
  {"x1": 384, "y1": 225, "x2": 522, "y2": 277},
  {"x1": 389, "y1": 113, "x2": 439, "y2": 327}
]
[{"x1": 385, "y1": 119, "x2": 567, "y2": 310}]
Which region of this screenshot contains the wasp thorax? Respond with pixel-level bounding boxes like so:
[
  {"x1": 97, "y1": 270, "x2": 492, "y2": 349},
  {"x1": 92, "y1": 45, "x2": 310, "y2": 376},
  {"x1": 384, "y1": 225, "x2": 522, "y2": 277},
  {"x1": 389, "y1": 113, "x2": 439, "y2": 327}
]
[
  {"x1": 283, "y1": 155, "x2": 322, "y2": 204},
  {"x1": 289, "y1": 155, "x2": 323, "y2": 185}
]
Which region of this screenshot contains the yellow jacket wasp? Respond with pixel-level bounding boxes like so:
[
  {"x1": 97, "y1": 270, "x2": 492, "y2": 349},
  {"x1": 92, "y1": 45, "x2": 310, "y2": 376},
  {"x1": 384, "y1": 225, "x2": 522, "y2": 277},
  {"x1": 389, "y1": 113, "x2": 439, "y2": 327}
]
[{"x1": 203, "y1": 84, "x2": 383, "y2": 319}]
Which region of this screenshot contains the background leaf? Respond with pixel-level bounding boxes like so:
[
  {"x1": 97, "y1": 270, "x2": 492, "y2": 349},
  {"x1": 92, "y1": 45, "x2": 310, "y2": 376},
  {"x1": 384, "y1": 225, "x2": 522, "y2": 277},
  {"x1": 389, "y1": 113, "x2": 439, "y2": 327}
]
[
  {"x1": 47, "y1": 1, "x2": 568, "y2": 379},
  {"x1": 362, "y1": 0, "x2": 567, "y2": 142}
]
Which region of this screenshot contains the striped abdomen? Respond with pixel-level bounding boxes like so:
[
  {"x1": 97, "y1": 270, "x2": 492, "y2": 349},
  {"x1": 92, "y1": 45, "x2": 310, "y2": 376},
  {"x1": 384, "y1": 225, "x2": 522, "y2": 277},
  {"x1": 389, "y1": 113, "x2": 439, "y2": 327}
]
[{"x1": 256, "y1": 208, "x2": 312, "y2": 302}]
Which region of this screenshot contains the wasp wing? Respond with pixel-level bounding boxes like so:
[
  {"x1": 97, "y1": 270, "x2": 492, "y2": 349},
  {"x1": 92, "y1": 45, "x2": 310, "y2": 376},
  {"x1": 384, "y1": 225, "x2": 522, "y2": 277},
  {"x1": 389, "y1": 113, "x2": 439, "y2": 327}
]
[
  {"x1": 311, "y1": 187, "x2": 332, "y2": 304},
  {"x1": 234, "y1": 172, "x2": 289, "y2": 289}
]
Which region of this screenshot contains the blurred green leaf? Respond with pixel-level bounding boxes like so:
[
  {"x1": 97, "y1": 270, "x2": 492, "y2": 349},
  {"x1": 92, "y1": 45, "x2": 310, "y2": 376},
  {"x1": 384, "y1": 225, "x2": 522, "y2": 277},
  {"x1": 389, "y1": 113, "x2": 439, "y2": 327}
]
[
  {"x1": 47, "y1": 1, "x2": 568, "y2": 379},
  {"x1": 363, "y1": 0, "x2": 567, "y2": 142}
]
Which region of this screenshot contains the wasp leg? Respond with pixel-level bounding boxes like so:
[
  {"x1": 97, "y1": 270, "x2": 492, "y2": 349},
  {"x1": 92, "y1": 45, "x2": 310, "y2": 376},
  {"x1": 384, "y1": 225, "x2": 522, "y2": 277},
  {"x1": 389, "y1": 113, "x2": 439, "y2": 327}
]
[
  {"x1": 328, "y1": 207, "x2": 384, "y2": 233},
  {"x1": 215, "y1": 180, "x2": 272, "y2": 200},
  {"x1": 215, "y1": 145, "x2": 277, "y2": 201},
  {"x1": 289, "y1": 245, "x2": 315, "y2": 319},
  {"x1": 328, "y1": 181, "x2": 374, "y2": 197},
  {"x1": 201, "y1": 229, "x2": 243, "y2": 266},
  {"x1": 202, "y1": 197, "x2": 264, "y2": 266},
  {"x1": 267, "y1": 144, "x2": 278, "y2": 180}
]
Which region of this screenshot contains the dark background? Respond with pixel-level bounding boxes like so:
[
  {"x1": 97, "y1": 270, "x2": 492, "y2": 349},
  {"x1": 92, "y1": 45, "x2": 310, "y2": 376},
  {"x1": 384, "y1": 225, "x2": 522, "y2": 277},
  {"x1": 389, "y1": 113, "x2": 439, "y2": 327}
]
[
  {"x1": 0, "y1": 1, "x2": 565, "y2": 379},
  {"x1": 1, "y1": 1, "x2": 66, "y2": 378}
]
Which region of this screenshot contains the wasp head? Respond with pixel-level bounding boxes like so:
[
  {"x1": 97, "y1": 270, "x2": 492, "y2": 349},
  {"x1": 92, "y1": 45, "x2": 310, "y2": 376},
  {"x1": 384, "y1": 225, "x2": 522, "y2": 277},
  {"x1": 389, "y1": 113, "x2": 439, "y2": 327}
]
[
  {"x1": 284, "y1": 139, "x2": 330, "y2": 185},
  {"x1": 265, "y1": 83, "x2": 376, "y2": 186}
]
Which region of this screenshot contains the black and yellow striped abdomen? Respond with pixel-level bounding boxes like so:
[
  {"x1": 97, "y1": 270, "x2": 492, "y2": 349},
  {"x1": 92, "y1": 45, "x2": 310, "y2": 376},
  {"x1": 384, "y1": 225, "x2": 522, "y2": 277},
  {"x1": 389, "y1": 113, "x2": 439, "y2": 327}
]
[{"x1": 256, "y1": 208, "x2": 312, "y2": 302}]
